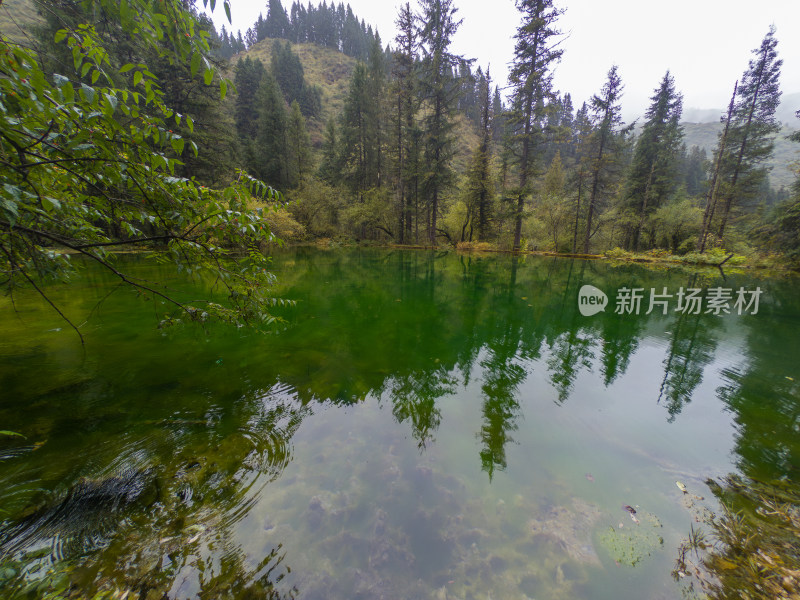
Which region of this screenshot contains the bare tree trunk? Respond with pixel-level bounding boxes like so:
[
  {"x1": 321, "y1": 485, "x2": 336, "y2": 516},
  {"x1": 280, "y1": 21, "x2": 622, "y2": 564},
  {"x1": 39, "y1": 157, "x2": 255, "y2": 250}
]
[{"x1": 698, "y1": 81, "x2": 737, "y2": 252}]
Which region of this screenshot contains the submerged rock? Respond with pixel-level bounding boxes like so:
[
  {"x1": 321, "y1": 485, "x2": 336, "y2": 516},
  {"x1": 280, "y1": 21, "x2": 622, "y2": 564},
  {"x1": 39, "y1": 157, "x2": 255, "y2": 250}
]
[{"x1": 525, "y1": 498, "x2": 603, "y2": 566}]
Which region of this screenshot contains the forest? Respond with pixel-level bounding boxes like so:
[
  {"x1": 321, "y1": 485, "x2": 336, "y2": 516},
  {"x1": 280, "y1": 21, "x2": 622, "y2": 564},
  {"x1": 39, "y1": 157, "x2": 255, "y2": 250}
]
[
  {"x1": 213, "y1": 0, "x2": 800, "y2": 263},
  {"x1": 1, "y1": 0, "x2": 799, "y2": 294}
]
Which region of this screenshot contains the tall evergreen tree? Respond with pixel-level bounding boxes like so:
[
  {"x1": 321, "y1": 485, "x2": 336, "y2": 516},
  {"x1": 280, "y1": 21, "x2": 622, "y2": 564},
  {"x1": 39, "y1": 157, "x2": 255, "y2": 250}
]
[
  {"x1": 391, "y1": 2, "x2": 418, "y2": 243},
  {"x1": 234, "y1": 57, "x2": 266, "y2": 140},
  {"x1": 682, "y1": 145, "x2": 708, "y2": 197},
  {"x1": 715, "y1": 26, "x2": 782, "y2": 241},
  {"x1": 255, "y1": 73, "x2": 289, "y2": 188},
  {"x1": 583, "y1": 65, "x2": 628, "y2": 254},
  {"x1": 623, "y1": 71, "x2": 684, "y2": 250},
  {"x1": 265, "y1": 0, "x2": 292, "y2": 39},
  {"x1": 287, "y1": 100, "x2": 312, "y2": 187},
  {"x1": 508, "y1": 0, "x2": 565, "y2": 251},
  {"x1": 367, "y1": 35, "x2": 387, "y2": 188},
  {"x1": 465, "y1": 67, "x2": 495, "y2": 241},
  {"x1": 339, "y1": 62, "x2": 371, "y2": 191},
  {"x1": 417, "y1": 0, "x2": 469, "y2": 244},
  {"x1": 570, "y1": 101, "x2": 592, "y2": 253}
]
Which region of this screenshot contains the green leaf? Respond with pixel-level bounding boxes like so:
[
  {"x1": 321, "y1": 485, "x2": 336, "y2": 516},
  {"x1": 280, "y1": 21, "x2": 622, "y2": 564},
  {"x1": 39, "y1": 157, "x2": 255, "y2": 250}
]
[
  {"x1": 190, "y1": 51, "x2": 201, "y2": 79},
  {"x1": 171, "y1": 136, "x2": 185, "y2": 156},
  {"x1": 220, "y1": 79, "x2": 227, "y2": 100},
  {"x1": 0, "y1": 431, "x2": 25, "y2": 439},
  {"x1": 133, "y1": 71, "x2": 143, "y2": 87},
  {"x1": 186, "y1": 115, "x2": 194, "y2": 134},
  {"x1": 224, "y1": 1, "x2": 232, "y2": 23},
  {"x1": 42, "y1": 196, "x2": 62, "y2": 212},
  {"x1": 90, "y1": 69, "x2": 100, "y2": 84},
  {"x1": 54, "y1": 30, "x2": 67, "y2": 44},
  {"x1": 203, "y1": 67, "x2": 213, "y2": 86},
  {"x1": 119, "y1": 63, "x2": 135, "y2": 74}
]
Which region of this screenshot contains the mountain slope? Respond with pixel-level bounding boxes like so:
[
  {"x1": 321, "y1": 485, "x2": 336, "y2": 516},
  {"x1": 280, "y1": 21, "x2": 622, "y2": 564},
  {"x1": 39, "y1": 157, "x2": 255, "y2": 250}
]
[
  {"x1": 682, "y1": 122, "x2": 799, "y2": 190},
  {"x1": 230, "y1": 37, "x2": 357, "y2": 145}
]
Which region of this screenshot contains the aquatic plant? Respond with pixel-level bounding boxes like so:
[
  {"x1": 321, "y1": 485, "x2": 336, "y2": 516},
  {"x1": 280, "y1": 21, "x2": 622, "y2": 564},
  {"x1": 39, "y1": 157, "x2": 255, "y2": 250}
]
[{"x1": 673, "y1": 475, "x2": 800, "y2": 599}]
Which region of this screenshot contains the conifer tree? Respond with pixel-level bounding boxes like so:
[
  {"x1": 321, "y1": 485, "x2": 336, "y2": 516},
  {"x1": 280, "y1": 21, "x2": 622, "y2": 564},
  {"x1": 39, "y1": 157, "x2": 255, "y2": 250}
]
[
  {"x1": 623, "y1": 71, "x2": 684, "y2": 250},
  {"x1": 318, "y1": 119, "x2": 341, "y2": 183},
  {"x1": 391, "y1": 2, "x2": 418, "y2": 243},
  {"x1": 339, "y1": 63, "x2": 370, "y2": 191},
  {"x1": 508, "y1": 0, "x2": 565, "y2": 251},
  {"x1": 417, "y1": 0, "x2": 468, "y2": 244},
  {"x1": 234, "y1": 57, "x2": 266, "y2": 140},
  {"x1": 583, "y1": 65, "x2": 628, "y2": 254},
  {"x1": 255, "y1": 73, "x2": 289, "y2": 188},
  {"x1": 465, "y1": 67, "x2": 495, "y2": 241},
  {"x1": 287, "y1": 100, "x2": 312, "y2": 187},
  {"x1": 570, "y1": 102, "x2": 592, "y2": 253},
  {"x1": 715, "y1": 27, "x2": 782, "y2": 241}
]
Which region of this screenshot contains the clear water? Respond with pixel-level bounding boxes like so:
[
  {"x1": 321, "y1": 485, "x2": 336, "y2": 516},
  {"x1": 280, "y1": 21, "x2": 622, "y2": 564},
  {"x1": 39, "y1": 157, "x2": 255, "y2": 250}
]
[{"x1": 0, "y1": 248, "x2": 798, "y2": 599}]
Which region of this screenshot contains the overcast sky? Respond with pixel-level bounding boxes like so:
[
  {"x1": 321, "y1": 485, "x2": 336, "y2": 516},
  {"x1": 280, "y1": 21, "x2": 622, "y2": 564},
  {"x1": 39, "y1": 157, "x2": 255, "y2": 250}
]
[{"x1": 208, "y1": 0, "x2": 800, "y2": 123}]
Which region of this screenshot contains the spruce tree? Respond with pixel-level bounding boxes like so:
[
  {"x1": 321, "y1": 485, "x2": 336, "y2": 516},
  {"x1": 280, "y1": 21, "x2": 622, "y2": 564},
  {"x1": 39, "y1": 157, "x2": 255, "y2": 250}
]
[
  {"x1": 339, "y1": 62, "x2": 371, "y2": 191},
  {"x1": 583, "y1": 65, "x2": 628, "y2": 254},
  {"x1": 287, "y1": 100, "x2": 312, "y2": 187},
  {"x1": 391, "y1": 2, "x2": 418, "y2": 243},
  {"x1": 715, "y1": 26, "x2": 782, "y2": 241},
  {"x1": 623, "y1": 71, "x2": 684, "y2": 250},
  {"x1": 255, "y1": 73, "x2": 289, "y2": 188},
  {"x1": 508, "y1": 0, "x2": 565, "y2": 251},
  {"x1": 417, "y1": 0, "x2": 468, "y2": 245}
]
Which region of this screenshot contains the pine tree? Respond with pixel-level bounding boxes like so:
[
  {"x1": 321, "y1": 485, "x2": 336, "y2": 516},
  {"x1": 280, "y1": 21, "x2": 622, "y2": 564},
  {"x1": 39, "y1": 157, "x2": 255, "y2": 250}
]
[
  {"x1": 623, "y1": 71, "x2": 684, "y2": 250},
  {"x1": 255, "y1": 73, "x2": 289, "y2": 188},
  {"x1": 682, "y1": 146, "x2": 707, "y2": 197},
  {"x1": 265, "y1": 0, "x2": 291, "y2": 39},
  {"x1": 339, "y1": 62, "x2": 370, "y2": 191},
  {"x1": 508, "y1": 0, "x2": 565, "y2": 251},
  {"x1": 391, "y1": 2, "x2": 418, "y2": 243},
  {"x1": 318, "y1": 119, "x2": 341, "y2": 183},
  {"x1": 715, "y1": 26, "x2": 782, "y2": 241},
  {"x1": 234, "y1": 57, "x2": 266, "y2": 140},
  {"x1": 570, "y1": 102, "x2": 592, "y2": 253},
  {"x1": 583, "y1": 65, "x2": 628, "y2": 254},
  {"x1": 464, "y1": 67, "x2": 495, "y2": 241},
  {"x1": 366, "y1": 35, "x2": 387, "y2": 188},
  {"x1": 287, "y1": 100, "x2": 312, "y2": 187},
  {"x1": 417, "y1": 0, "x2": 468, "y2": 245}
]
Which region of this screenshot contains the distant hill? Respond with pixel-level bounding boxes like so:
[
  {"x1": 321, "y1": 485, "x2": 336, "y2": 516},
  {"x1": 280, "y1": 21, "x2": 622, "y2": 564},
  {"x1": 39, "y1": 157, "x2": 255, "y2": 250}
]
[
  {"x1": 681, "y1": 122, "x2": 799, "y2": 190},
  {"x1": 682, "y1": 92, "x2": 800, "y2": 125},
  {"x1": 231, "y1": 37, "x2": 480, "y2": 170},
  {"x1": 0, "y1": 0, "x2": 43, "y2": 45},
  {"x1": 231, "y1": 37, "x2": 357, "y2": 145}
]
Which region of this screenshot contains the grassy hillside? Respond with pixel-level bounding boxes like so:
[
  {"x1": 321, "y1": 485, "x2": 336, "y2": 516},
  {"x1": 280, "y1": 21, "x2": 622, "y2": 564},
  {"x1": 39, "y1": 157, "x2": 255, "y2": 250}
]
[
  {"x1": 0, "y1": 0, "x2": 43, "y2": 45},
  {"x1": 230, "y1": 37, "x2": 357, "y2": 147},
  {"x1": 682, "y1": 122, "x2": 799, "y2": 190}
]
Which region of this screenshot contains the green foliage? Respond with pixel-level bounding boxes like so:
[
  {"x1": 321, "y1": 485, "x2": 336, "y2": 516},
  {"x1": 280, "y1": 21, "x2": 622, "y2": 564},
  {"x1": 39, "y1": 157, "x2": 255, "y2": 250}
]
[
  {"x1": 0, "y1": 0, "x2": 287, "y2": 336},
  {"x1": 622, "y1": 71, "x2": 684, "y2": 250},
  {"x1": 270, "y1": 39, "x2": 321, "y2": 117},
  {"x1": 254, "y1": 72, "x2": 289, "y2": 187},
  {"x1": 287, "y1": 100, "x2": 312, "y2": 187}
]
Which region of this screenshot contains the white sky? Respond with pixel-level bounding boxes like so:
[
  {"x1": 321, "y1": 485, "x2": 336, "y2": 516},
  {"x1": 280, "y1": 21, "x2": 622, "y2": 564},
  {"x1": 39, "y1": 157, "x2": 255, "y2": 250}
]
[{"x1": 207, "y1": 0, "x2": 800, "y2": 122}]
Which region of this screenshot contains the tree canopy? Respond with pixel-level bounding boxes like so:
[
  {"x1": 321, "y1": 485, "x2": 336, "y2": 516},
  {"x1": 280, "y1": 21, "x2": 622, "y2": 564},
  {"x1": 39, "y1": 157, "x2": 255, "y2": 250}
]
[{"x1": 0, "y1": 0, "x2": 287, "y2": 341}]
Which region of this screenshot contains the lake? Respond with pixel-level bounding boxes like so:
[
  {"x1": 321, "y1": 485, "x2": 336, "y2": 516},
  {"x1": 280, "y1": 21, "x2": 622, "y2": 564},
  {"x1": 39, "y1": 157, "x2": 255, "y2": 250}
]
[{"x1": 1, "y1": 247, "x2": 798, "y2": 599}]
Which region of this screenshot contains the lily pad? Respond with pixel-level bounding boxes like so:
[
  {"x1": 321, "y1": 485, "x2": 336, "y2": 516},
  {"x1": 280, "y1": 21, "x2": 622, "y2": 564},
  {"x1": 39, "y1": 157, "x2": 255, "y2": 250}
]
[{"x1": 597, "y1": 511, "x2": 663, "y2": 566}]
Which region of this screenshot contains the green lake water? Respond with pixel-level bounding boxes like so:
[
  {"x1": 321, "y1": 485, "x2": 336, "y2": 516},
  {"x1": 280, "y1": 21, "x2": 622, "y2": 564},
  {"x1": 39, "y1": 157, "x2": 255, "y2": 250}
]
[{"x1": 0, "y1": 248, "x2": 798, "y2": 599}]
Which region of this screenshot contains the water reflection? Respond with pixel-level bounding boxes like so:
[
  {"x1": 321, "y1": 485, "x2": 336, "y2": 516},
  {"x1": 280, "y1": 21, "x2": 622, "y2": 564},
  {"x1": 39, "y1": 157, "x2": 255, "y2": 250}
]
[{"x1": 0, "y1": 248, "x2": 797, "y2": 598}]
